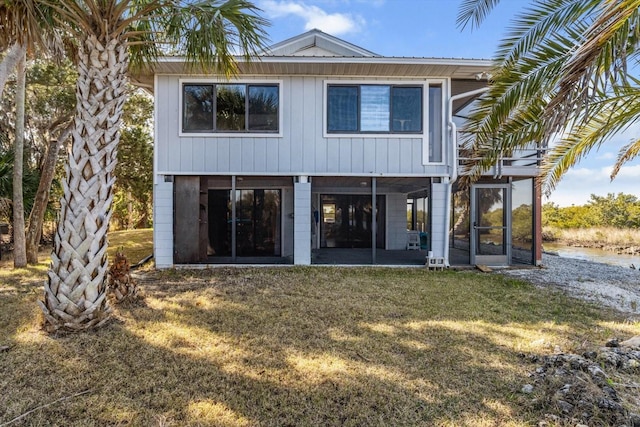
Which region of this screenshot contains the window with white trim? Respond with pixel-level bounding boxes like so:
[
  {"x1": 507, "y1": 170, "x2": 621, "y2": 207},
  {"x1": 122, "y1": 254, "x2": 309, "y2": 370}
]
[
  {"x1": 182, "y1": 83, "x2": 279, "y2": 133},
  {"x1": 327, "y1": 84, "x2": 423, "y2": 133}
]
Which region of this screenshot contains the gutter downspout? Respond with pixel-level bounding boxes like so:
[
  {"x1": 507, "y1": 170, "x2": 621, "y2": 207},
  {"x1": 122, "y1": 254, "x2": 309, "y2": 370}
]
[{"x1": 444, "y1": 87, "x2": 489, "y2": 267}]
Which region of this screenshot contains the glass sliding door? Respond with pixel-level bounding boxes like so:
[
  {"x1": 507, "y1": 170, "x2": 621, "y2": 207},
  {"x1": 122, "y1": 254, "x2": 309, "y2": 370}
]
[
  {"x1": 208, "y1": 190, "x2": 232, "y2": 257},
  {"x1": 236, "y1": 189, "x2": 281, "y2": 257},
  {"x1": 320, "y1": 195, "x2": 385, "y2": 249},
  {"x1": 208, "y1": 188, "x2": 281, "y2": 259}
]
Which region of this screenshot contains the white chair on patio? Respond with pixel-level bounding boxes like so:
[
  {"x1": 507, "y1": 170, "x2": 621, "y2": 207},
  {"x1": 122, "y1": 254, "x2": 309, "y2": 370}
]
[{"x1": 407, "y1": 230, "x2": 420, "y2": 250}]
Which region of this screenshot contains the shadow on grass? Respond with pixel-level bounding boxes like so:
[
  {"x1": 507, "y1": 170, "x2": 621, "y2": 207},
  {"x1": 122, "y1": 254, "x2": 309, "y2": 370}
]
[{"x1": 1, "y1": 267, "x2": 637, "y2": 426}]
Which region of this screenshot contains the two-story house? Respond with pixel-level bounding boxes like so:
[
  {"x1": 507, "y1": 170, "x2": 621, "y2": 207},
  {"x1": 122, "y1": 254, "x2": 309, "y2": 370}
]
[{"x1": 138, "y1": 30, "x2": 542, "y2": 267}]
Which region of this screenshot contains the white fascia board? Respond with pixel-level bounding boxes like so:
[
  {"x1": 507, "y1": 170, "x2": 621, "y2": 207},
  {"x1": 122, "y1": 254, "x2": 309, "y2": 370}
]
[{"x1": 155, "y1": 55, "x2": 493, "y2": 67}]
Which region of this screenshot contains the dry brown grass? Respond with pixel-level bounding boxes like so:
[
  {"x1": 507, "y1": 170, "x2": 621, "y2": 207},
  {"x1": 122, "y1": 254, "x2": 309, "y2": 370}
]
[
  {"x1": 545, "y1": 226, "x2": 640, "y2": 247},
  {"x1": 107, "y1": 228, "x2": 154, "y2": 264},
  {"x1": 2, "y1": 256, "x2": 639, "y2": 426},
  {"x1": 0, "y1": 228, "x2": 152, "y2": 266}
]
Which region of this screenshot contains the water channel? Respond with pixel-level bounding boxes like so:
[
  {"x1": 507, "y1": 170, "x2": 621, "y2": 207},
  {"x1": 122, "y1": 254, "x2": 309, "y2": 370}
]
[{"x1": 543, "y1": 242, "x2": 640, "y2": 268}]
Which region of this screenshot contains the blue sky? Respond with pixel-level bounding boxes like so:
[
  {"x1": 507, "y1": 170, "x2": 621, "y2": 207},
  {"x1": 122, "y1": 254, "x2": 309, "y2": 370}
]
[{"x1": 256, "y1": 0, "x2": 640, "y2": 207}]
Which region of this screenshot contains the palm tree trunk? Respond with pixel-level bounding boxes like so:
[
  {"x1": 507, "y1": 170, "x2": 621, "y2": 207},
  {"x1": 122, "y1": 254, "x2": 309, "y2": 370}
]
[
  {"x1": 13, "y1": 45, "x2": 27, "y2": 268},
  {"x1": 26, "y1": 124, "x2": 73, "y2": 264},
  {"x1": 40, "y1": 35, "x2": 128, "y2": 332}
]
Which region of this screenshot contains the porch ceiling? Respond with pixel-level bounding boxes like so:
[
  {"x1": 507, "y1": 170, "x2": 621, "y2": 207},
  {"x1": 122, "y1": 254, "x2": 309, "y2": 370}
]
[{"x1": 312, "y1": 176, "x2": 430, "y2": 195}]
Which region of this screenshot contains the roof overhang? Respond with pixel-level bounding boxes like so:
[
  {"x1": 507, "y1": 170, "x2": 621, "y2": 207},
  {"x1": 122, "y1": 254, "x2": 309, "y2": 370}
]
[{"x1": 131, "y1": 56, "x2": 494, "y2": 92}]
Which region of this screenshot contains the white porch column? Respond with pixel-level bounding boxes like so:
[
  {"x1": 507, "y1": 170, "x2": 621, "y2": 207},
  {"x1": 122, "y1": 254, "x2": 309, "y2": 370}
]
[
  {"x1": 430, "y1": 181, "x2": 449, "y2": 261},
  {"x1": 154, "y1": 177, "x2": 174, "y2": 268},
  {"x1": 294, "y1": 177, "x2": 312, "y2": 265}
]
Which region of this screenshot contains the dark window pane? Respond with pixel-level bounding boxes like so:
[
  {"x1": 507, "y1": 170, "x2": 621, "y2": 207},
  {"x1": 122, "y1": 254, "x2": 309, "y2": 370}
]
[
  {"x1": 216, "y1": 84, "x2": 246, "y2": 131},
  {"x1": 360, "y1": 85, "x2": 390, "y2": 131},
  {"x1": 248, "y1": 85, "x2": 279, "y2": 131},
  {"x1": 328, "y1": 86, "x2": 358, "y2": 132},
  {"x1": 183, "y1": 84, "x2": 214, "y2": 131},
  {"x1": 392, "y1": 87, "x2": 422, "y2": 132}
]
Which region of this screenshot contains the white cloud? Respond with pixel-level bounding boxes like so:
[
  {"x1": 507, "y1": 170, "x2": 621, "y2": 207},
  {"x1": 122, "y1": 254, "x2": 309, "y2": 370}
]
[
  {"x1": 564, "y1": 166, "x2": 614, "y2": 182},
  {"x1": 595, "y1": 152, "x2": 615, "y2": 160},
  {"x1": 548, "y1": 164, "x2": 640, "y2": 206},
  {"x1": 260, "y1": 0, "x2": 364, "y2": 35},
  {"x1": 614, "y1": 164, "x2": 640, "y2": 178}
]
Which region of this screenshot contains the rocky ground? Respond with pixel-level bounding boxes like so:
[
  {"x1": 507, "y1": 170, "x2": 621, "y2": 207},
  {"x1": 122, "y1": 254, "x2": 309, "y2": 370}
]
[
  {"x1": 501, "y1": 253, "x2": 640, "y2": 315},
  {"x1": 500, "y1": 254, "x2": 640, "y2": 426},
  {"x1": 520, "y1": 339, "x2": 640, "y2": 427}
]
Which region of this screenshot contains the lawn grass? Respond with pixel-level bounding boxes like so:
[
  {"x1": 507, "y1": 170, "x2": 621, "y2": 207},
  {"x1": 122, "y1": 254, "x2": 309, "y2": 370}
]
[
  {"x1": 1, "y1": 229, "x2": 639, "y2": 426},
  {"x1": 107, "y1": 228, "x2": 154, "y2": 264}
]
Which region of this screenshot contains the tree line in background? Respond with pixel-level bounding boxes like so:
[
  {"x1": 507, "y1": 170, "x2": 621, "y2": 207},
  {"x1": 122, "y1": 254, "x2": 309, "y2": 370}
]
[
  {"x1": 543, "y1": 193, "x2": 640, "y2": 229},
  {"x1": 0, "y1": 59, "x2": 153, "y2": 239}
]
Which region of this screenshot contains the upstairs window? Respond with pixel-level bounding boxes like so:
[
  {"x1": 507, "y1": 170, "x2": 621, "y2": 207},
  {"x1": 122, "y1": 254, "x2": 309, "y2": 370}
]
[
  {"x1": 327, "y1": 84, "x2": 422, "y2": 133},
  {"x1": 182, "y1": 83, "x2": 279, "y2": 133}
]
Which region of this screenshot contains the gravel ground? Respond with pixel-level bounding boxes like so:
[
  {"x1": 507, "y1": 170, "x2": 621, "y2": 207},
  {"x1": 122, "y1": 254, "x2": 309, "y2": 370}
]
[{"x1": 500, "y1": 253, "x2": 640, "y2": 315}]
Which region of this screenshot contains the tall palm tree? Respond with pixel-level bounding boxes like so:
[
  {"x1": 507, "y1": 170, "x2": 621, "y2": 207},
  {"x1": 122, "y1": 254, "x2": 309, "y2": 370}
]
[
  {"x1": 457, "y1": 0, "x2": 640, "y2": 193},
  {"x1": 0, "y1": 0, "x2": 55, "y2": 267},
  {"x1": 37, "y1": 0, "x2": 268, "y2": 332}
]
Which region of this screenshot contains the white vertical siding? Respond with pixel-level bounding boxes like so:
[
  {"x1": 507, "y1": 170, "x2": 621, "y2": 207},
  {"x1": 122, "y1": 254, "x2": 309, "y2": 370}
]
[
  {"x1": 302, "y1": 77, "x2": 318, "y2": 171},
  {"x1": 254, "y1": 138, "x2": 267, "y2": 171},
  {"x1": 154, "y1": 75, "x2": 448, "y2": 176},
  {"x1": 387, "y1": 139, "x2": 400, "y2": 172},
  {"x1": 156, "y1": 76, "x2": 174, "y2": 172},
  {"x1": 339, "y1": 139, "x2": 351, "y2": 171},
  {"x1": 154, "y1": 180, "x2": 174, "y2": 267},
  {"x1": 266, "y1": 138, "x2": 279, "y2": 173},
  {"x1": 241, "y1": 140, "x2": 254, "y2": 171},
  {"x1": 375, "y1": 140, "x2": 387, "y2": 173},
  {"x1": 430, "y1": 182, "x2": 448, "y2": 258},
  {"x1": 351, "y1": 138, "x2": 364, "y2": 173},
  {"x1": 293, "y1": 181, "x2": 312, "y2": 264},
  {"x1": 289, "y1": 78, "x2": 304, "y2": 171},
  {"x1": 326, "y1": 139, "x2": 339, "y2": 173},
  {"x1": 412, "y1": 141, "x2": 424, "y2": 174},
  {"x1": 386, "y1": 193, "x2": 408, "y2": 250},
  {"x1": 363, "y1": 140, "x2": 375, "y2": 173},
  {"x1": 217, "y1": 137, "x2": 231, "y2": 172}
]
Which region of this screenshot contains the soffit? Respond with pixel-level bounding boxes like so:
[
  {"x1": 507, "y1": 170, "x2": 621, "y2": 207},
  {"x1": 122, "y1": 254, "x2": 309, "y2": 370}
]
[{"x1": 133, "y1": 57, "x2": 493, "y2": 90}]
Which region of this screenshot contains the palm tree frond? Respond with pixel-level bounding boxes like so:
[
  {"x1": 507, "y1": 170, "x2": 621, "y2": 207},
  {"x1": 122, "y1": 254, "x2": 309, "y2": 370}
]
[
  {"x1": 458, "y1": 0, "x2": 640, "y2": 190},
  {"x1": 612, "y1": 138, "x2": 640, "y2": 179},
  {"x1": 496, "y1": 0, "x2": 596, "y2": 64},
  {"x1": 457, "y1": 0, "x2": 501, "y2": 30},
  {"x1": 161, "y1": 0, "x2": 269, "y2": 77},
  {"x1": 542, "y1": 86, "x2": 640, "y2": 192},
  {"x1": 545, "y1": 0, "x2": 640, "y2": 133}
]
